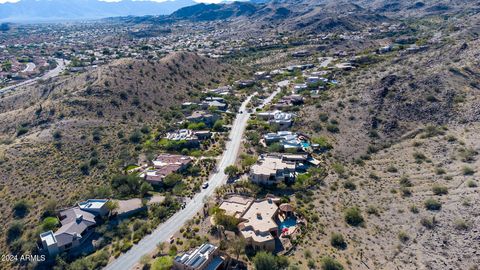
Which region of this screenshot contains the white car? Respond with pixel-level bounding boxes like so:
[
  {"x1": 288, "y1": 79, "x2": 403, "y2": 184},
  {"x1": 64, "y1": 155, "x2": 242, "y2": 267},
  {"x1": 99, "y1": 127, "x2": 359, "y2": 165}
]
[{"x1": 202, "y1": 182, "x2": 209, "y2": 189}]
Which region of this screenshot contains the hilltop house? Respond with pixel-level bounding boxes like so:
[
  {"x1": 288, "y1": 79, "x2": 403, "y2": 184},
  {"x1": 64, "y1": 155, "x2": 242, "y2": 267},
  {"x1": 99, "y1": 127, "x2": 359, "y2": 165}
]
[
  {"x1": 263, "y1": 131, "x2": 309, "y2": 152},
  {"x1": 39, "y1": 199, "x2": 109, "y2": 256},
  {"x1": 257, "y1": 111, "x2": 293, "y2": 130},
  {"x1": 174, "y1": 243, "x2": 224, "y2": 270},
  {"x1": 164, "y1": 129, "x2": 211, "y2": 147},
  {"x1": 200, "y1": 97, "x2": 228, "y2": 111},
  {"x1": 207, "y1": 86, "x2": 232, "y2": 96},
  {"x1": 250, "y1": 155, "x2": 297, "y2": 185},
  {"x1": 141, "y1": 154, "x2": 192, "y2": 185},
  {"x1": 186, "y1": 111, "x2": 219, "y2": 126}
]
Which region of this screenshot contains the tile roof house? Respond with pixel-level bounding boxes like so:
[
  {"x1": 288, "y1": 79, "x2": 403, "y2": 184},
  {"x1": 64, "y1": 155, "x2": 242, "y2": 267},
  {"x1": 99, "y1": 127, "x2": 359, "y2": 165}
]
[
  {"x1": 39, "y1": 199, "x2": 109, "y2": 256},
  {"x1": 174, "y1": 243, "x2": 224, "y2": 270},
  {"x1": 141, "y1": 154, "x2": 193, "y2": 185}
]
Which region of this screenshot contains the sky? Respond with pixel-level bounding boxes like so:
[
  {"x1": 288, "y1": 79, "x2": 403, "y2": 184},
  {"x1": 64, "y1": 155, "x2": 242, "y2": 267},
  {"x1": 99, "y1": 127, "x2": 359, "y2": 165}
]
[{"x1": 0, "y1": 0, "x2": 228, "y2": 3}]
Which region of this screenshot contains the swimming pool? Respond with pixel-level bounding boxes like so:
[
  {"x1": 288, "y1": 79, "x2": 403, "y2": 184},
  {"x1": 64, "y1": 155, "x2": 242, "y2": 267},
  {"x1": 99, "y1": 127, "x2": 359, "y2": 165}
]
[
  {"x1": 279, "y1": 216, "x2": 297, "y2": 230},
  {"x1": 301, "y1": 142, "x2": 310, "y2": 148}
]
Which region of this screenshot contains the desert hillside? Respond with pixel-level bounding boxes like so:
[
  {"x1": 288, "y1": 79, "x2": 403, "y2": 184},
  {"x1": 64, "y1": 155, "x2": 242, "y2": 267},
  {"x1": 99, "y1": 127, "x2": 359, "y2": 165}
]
[{"x1": 0, "y1": 52, "x2": 244, "y2": 257}]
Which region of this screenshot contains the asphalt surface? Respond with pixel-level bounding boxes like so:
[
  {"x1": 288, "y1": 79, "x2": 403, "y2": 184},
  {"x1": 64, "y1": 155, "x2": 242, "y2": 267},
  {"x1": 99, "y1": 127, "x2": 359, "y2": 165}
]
[
  {"x1": 0, "y1": 59, "x2": 68, "y2": 95},
  {"x1": 104, "y1": 84, "x2": 285, "y2": 270}
]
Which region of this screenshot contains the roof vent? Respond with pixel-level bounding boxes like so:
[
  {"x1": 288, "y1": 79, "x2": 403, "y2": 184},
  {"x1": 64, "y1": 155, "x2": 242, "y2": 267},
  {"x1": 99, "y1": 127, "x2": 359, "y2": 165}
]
[{"x1": 76, "y1": 214, "x2": 83, "y2": 222}]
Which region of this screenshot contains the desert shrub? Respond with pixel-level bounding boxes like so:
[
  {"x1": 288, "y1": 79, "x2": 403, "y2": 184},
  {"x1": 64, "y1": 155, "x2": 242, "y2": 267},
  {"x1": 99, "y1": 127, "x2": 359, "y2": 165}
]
[
  {"x1": 343, "y1": 180, "x2": 356, "y2": 191},
  {"x1": 7, "y1": 221, "x2": 24, "y2": 243},
  {"x1": 332, "y1": 163, "x2": 345, "y2": 176},
  {"x1": 320, "y1": 256, "x2": 344, "y2": 270},
  {"x1": 80, "y1": 162, "x2": 90, "y2": 175},
  {"x1": 400, "y1": 187, "x2": 412, "y2": 197},
  {"x1": 398, "y1": 231, "x2": 409, "y2": 243},
  {"x1": 413, "y1": 152, "x2": 427, "y2": 163},
  {"x1": 454, "y1": 219, "x2": 470, "y2": 230},
  {"x1": 462, "y1": 166, "x2": 475, "y2": 175},
  {"x1": 420, "y1": 216, "x2": 437, "y2": 229},
  {"x1": 13, "y1": 200, "x2": 30, "y2": 218},
  {"x1": 424, "y1": 198, "x2": 441, "y2": 211},
  {"x1": 129, "y1": 130, "x2": 143, "y2": 144},
  {"x1": 387, "y1": 166, "x2": 398, "y2": 173},
  {"x1": 53, "y1": 130, "x2": 62, "y2": 140},
  {"x1": 344, "y1": 207, "x2": 364, "y2": 226},
  {"x1": 466, "y1": 180, "x2": 477, "y2": 188},
  {"x1": 16, "y1": 126, "x2": 29, "y2": 137},
  {"x1": 399, "y1": 176, "x2": 412, "y2": 187},
  {"x1": 421, "y1": 125, "x2": 445, "y2": 138},
  {"x1": 459, "y1": 148, "x2": 477, "y2": 163},
  {"x1": 326, "y1": 124, "x2": 339, "y2": 133},
  {"x1": 432, "y1": 185, "x2": 448, "y2": 195},
  {"x1": 366, "y1": 205, "x2": 379, "y2": 216},
  {"x1": 330, "y1": 233, "x2": 347, "y2": 249}
]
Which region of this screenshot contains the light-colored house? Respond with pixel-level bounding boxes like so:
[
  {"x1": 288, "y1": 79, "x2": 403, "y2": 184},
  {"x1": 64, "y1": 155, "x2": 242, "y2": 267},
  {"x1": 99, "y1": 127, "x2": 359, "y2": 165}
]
[
  {"x1": 40, "y1": 199, "x2": 109, "y2": 256},
  {"x1": 165, "y1": 129, "x2": 201, "y2": 147},
  {"x1": 219, "y1": 195, "x2": 254, "y2": 219},
  {"x1": 238, "y1": 199, "x2": 279, "y2": 251},
  {"x1": 141, "y1": 154, "x2": 192, "y2": 185},
  {"x1": 250, "y1": 155, "x2": 296, "y2": 185},
  {"x1": 200, "y1": 97, "x2": 228, "y2": 111},
  {"x1": 186, "y1": 111, "x2": 219, "y2": 125},
  {"x1": 257, "y1": 111, "x2": 293, "y2": 130},
  {"x1": 174, "y1": 243, "x2": 224, "y2": 270}
]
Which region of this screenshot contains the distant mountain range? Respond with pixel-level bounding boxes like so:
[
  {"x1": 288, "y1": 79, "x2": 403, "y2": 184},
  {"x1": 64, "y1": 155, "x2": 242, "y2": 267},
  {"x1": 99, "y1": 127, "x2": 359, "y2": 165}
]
[{"x1": 0, "y1": 0, "x2": 206, "y2": 22}]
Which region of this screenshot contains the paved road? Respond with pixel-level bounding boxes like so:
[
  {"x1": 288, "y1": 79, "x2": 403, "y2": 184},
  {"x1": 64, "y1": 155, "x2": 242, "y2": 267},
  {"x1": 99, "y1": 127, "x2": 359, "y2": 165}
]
[
  {"x1": 22, "y1": 62, "x2": 36, "y2": 73},
  {"x1": 104, "y1": 85, "x2": 285, "y2": 270},
  {"x1": 260, "y1": 80, "x2": 288, "y2": 106},
  {"x1": 0, "y1": 59, "x2": 68, "y2": 95}
]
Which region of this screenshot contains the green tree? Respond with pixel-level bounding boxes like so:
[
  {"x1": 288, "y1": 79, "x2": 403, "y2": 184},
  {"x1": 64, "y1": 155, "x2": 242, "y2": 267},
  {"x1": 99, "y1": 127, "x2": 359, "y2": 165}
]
[
  {"x1": 140, "y1": 182, "x2": 153, "y2": 197},
  {"x1": 42, "y1": 217, "x2": 59, "y2": 231},
  {"x1": 253, "y1": 251, "x2": 277, "y2": 270},
  {"x1": 224, "y1": 165, "x2": 240, "y2": 178},
  {"x1": 163, "y1": 173, "x2": 182, "y2": 188},
  {"x1": 213, "y1": 120, "x2": 225, "y2": 131},
  {"x1": 253, "y1": 252, "x2": 288, "y2": 270}
]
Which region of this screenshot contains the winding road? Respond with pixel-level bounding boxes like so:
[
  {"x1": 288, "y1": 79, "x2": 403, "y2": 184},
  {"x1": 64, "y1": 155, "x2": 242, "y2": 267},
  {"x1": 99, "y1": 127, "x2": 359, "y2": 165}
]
[
  {"x1": 104, "y1": 82, "x2": 286, "y2": 270},
  {"x1": 0, "y1": 59, "x2": 69, "y2": 95}
]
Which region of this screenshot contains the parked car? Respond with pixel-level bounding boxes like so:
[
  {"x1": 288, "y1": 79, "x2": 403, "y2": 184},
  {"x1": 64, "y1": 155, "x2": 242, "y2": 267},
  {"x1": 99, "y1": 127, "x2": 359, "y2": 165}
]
[{"x1": 202, "y1": 182, "x2": 209, "y2": 189}]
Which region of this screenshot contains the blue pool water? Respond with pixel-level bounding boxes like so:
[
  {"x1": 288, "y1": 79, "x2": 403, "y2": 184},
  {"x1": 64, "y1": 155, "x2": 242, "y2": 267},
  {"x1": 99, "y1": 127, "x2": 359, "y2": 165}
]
[
  {"x1": 279, "y1": 217, "x2": 297, "y2": 230},
  {"x1": 301, "y1": 142, "x2": 310, "y2": 148}
]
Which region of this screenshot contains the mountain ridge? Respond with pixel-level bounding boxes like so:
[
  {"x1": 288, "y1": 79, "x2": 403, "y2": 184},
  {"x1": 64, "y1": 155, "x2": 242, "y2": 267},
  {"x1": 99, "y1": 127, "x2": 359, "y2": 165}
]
[{"x1": 0, "y1": 0, "x2": 198, "y2": 22}]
